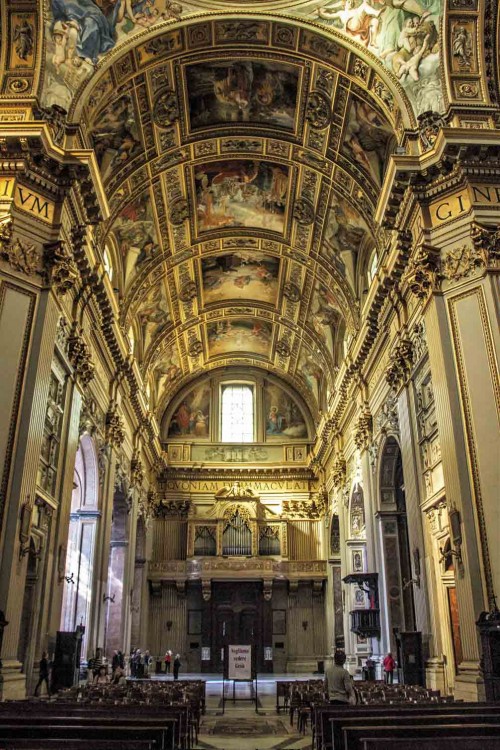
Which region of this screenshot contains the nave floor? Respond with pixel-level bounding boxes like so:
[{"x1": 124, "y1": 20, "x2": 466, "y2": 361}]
[{"x1": 154, "y1": 674, "x2": 312, "y2": 750}]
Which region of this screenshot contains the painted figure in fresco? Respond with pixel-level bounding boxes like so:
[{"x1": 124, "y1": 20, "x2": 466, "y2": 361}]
[
  {"x1": 51, "y1": 0, "x2": 115, "y2": 65},
  {"x1": 14, "y1": 20, "x2": 34, "y2": 60},
  {"x1": 317, "y1": 0, "x2": 384, "y2": 47},
  {"x1": 342, "y1": 99, "x2": 393, "y2": 185},
  {"x1": 267, "y1": 406, "x2": 284, "y2": 434},
  {"x1": 214, "y1": 63, "x2": 254, "y2": 119}
]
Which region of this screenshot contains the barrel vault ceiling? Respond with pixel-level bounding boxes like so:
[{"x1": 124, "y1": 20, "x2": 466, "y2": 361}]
[{"x1": 68, "y1": 16, "x2": 411, "y2": 422}]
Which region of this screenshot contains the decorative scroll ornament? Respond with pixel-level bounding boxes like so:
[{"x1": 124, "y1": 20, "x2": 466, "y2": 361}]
[
  {"x1": 188, "y1": 339, "x2": 203, "y2": 356},
  {"x1": 293, "y1": 198, "x2": 315, "y2": 225},
  {"x1": 417, "y1": 110, "x2": 447, "y2": 150},
  {"x1": 0, "y1": 218, "x2": 40, "y2": 275},
  {"x1": 276, "y1": 339, "x2": 291, "y2": 357},
  {"x1": 169, "y1": 198, "x2": 189, "y2": 226},
  {"x1": 354, "y1": 406, "x2": 373, "y2": 451},
  {"x1": 470, "y1": 224, "x2": 500, "y2": 269},
  {"x1": 68, "y1": 325, "x2": 95, "y2": 386},
  {"x1": 305, "y1": 91, "x2": 331, "y2": 129},
  {"x1": 385, "y1": 338, "x2": 414, "y2": 390},
  {"x1": 33, "y1": 104, "x2": 67, "y2": 146},
  {"x1": 179, "y1": 280, "x2": 197, "y2": 302},
  {"x1": 223, "y1": 503, "x2": 251, "y2": 525},
  {"x1": 331, "y1": 454, "x2": 346, "y2": 489},
  {"x1": 156, "y1": 499, "x2": 191, "y2": 517},
  {"x1": 44, "y1": 241, "x2": 79, "y2": 296},
  {"x1": 138, "y1": 489, "x2": 160, "y2": 520},
  {"x1": 375, "y1": 393, "x2": 399, "y2": 434},
  {"x1": 153, "y1": 89, "x2": 179, "y2": 127},
  {"x1": 283, "y1": 281, "x2": 301, "y2": 302},
  {"x1": 442, "y1": 244, "x2": 485, "y2": 281},
  {"x1": 130, "y1": 451, "x2": 145, "y2": 489},
  {"x1": 105, "y1": 401, "x2": 125, "y2": 447},
  {"x1": 403, "y1": 243, "x2": 441, "y2": 300},
  {"x1": 282, "y1": 498, "x2": 325, "y2": 519},
  {"x1": 215, "y1": 481, "x2": 259, "y2": 500}
]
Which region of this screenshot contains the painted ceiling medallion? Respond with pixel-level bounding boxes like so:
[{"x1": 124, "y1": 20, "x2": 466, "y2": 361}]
[
  {"x1": 276, "y1": 339, "x2": 291, "y2": 357},
  {"x1": 305, "y1": 91, "x2": 331, "y2": 130},
  {"x1": 179, "y1": 281, "x2": 198, "y2": 302},
  {"x1": 169, "y1": 198, "x2": 189, "y2": 226},
  {"x1": 153, "y1": 89, "x2": 179, "y2": 128},
  {"x1": 188, "y1": 339, "x2": 203, "y2": 357},
  {"x1": 293, "y1": 198, "x2": 315, "y2": 226},
  {"x1": 283, "y1": 282, "x2": 301, "y2": 302}
]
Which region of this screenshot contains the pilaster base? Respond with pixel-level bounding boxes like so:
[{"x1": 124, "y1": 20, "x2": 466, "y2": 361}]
[
  {"x1": 454, "y1": 661, "x2": 485, "y2": 702},
  {"x1": 425, "y1": 657, "x2": 448, "y2": 694},
  {"x1": 0, "y1": 660, "x2": 26, "y2": 701},
  {"x1": 286, "y1": 658, "x2": 318, "y2": 673}
]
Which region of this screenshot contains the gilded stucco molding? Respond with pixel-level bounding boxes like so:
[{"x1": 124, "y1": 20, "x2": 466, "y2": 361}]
[
  {"x1": 0, "y1": 217, "x2": 41, "y2": 276},
  {"x1": 385, "y1": 337, "x2": 414, "y2": 390},
  {"x1": 404, "y1": 243, "x2": 442, "y2": 300},
  {"x1": 470, "y1": 224, "x2": 500, "y2": 270},
  {"x1": 353, "y1": 405, "x2": 373, "y2": 451},
  {"x1": 67, "y1": 323, "x2": 95, "y2": 387},
  {"x1": 331, "y1": 454, "x2": 346, "y2": 491},
  {"x1": 105, "y1": 401, "x2": 125, "y2": 447},
  {"x1": 44, "y1": 240, "x2": 79, "y2": 296}
]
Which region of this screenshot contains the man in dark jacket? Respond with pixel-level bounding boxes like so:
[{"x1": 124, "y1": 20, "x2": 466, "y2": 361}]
[{"x1": 34, "y1": 651, "x2": 51, "y2": 697}]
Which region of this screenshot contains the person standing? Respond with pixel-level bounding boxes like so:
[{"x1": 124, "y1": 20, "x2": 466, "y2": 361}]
[
  {"x1": 324, "y1": 651, "x2": 356, "y2": 705},
  {"x1": 173, "y1": 653, "x2": 181, "y2": 680},
  {"x1": 383, "y1": 652, "x2": 396, "y2": 684},
  {"x1": 34, "y1": 651, "x2": 51, "y2": 697},
  {"x1": 165, "y1": 650, "x2": 172, "y2": 674}
]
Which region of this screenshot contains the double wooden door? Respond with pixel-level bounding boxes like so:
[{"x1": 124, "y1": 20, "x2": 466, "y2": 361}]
[{"x1": 211, "y1": 582, "x2": 263, "y2": 672}]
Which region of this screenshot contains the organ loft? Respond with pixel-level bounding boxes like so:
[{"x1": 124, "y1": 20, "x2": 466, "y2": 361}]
[{"x1": 0, "y1": 0, "x2": 499, "y2": 718}]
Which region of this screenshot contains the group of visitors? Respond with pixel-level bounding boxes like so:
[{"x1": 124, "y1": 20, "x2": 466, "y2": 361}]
[
  {"x1": 164, "y1": 650, "x2": 182, "y2": 679},
  {"x1": 34, "y1": 646, "x2": 182, "y2": 697},
  {"x1": 325, "y1": 650, "x2": 397, "y2": 703}
]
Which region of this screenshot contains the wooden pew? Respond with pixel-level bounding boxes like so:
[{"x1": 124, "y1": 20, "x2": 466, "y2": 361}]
[
  {"x1": 0, "y1": 714, "x2": 177, "y2": 750},
  {"x1": 362, "y1": 736, "x2": 500, "y2": 750},
  {"x1": 0, "y1": 706, "x2": 181, "y2": 749},
  {"x1": 0, "y1": 726, "x2": 167, "y2": 748},
  {"x1": 343, "y1": 723, "x2": 500, "y2": 750},
  {"x1": 0, "y1": 741, "x2": 152, "y2": 750},
  {"x1": 313, "y1": 703, "x2": 500, "y2": 750}
]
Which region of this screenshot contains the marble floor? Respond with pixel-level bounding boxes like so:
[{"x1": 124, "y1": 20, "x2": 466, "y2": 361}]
[{"x1": 151, "y1": 674, "x2": 313, "y2": 750}]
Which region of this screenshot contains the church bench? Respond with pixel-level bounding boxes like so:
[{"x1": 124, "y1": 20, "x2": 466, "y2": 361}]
[
  {"x1": 343, "y1": 723, "x2": 500, "y2": 750},
  {"x1": 313, "y1": 704, "x2": 500, "y2": 750},
  {"x1": 0, "y1": 726, "x2": 169, "y2": 748},
  {"x1": 361, "y1": 736, "x2": 500, "y2": 750},
  {"x1": 0, "y1": 745, "x2": 153, "y2": 750},
  {"x1": 0, "y1": 706, "x2": 184, "y2": 749}
]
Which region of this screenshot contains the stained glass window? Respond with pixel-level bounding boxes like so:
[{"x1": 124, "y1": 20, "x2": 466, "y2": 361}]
[{"x1": 221, "y1": 384, "x2": 254, "y2": 442}]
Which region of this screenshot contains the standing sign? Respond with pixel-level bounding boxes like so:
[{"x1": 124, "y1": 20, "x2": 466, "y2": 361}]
[{"x1": 228, "y1": 645, "x2": 252, "y2": 680}]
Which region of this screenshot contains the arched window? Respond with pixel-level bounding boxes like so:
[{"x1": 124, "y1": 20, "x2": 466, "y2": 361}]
[
  {"x1": 60, "y1": 435, "x2": 99, "y2": 659},
  {"x1": 368, "y1": 250, "x2": 379, "y2": 285},
  {"x1": 221, "y1": 384, "x2": 254, "y2": 442},
  {"x1": 103, "y1": 248, "x2": 113, "y2": 281}
]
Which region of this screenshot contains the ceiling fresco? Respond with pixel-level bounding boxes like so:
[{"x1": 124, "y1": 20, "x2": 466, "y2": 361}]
[
  {"x1": 43, "y1": 1, "x2": 444, "y2": 117},
  {"x1": 38, "y1": 9, "x2": 431, "y2": 423},
  {"x1": 200, "y1": 253, "x2": 281, "y2": 306}
]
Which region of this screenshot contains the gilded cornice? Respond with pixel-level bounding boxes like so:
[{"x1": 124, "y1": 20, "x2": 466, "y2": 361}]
[{"x1": 148, "y1": 557, "x2": 327, "y2": 582}]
